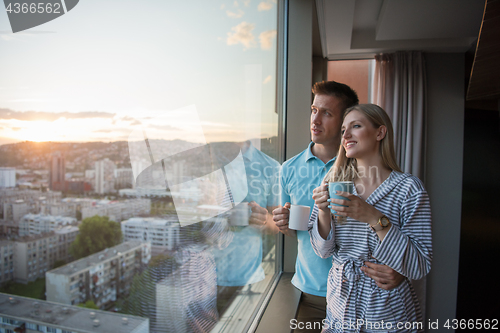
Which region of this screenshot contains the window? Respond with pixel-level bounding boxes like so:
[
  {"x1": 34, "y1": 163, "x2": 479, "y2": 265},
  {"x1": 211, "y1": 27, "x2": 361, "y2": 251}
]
[
  {"x1": 26, "y1": 323, "x2": 37, "y2": 330},
  {"x1": 328, "y1": 59, "x2": 375, "y2": 104},
  {"x1": 1, "y1": 1, "x2": 281, "y2": 332}
]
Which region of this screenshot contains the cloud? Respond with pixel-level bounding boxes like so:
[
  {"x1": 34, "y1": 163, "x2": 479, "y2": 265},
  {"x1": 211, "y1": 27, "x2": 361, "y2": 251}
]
[
  {"x1": 220, "y1": 4, "x2": 225, "y2": 9},
  {"x1": 11, "y1": 127, "x2": 22, "y2": 131},
  {"x1": 226, "y1": 9, "x2": 244, "y2": 18},
  {"x1": 227, "y1": 22, "x2": 256, "y2": 49},
  {"x1": 259, "y1": 30, "x2": 276, "y2": 50},
  {"x1": 148, "y1": 124, "x2": 183, "y2": 131},
  {"x1": 257, "y1": 1, "x2": 273, "y2": 11},
  {"x1": 93, "y1": 127, "x2": 133, "y2": 134},
  {"x1": 200, "y1": 121, "x2": 231, "y2": 127},
  {"x1": 1, "y1": 35, "x2": 15, "y2": 41},
  {"x1": 263, "y1": 75, "x2": 272, "y2": 84},
  {"x1": 0, "y1": 108, "x2": 116, "y2": 121},
  {"x1": 243, "y1": 0, "x2": 251, "y2": 6}
]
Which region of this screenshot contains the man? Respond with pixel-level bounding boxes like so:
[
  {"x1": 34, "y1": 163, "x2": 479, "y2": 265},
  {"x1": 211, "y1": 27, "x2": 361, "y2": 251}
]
[
  {"x1": 212, "y1": 140, "x2": 279, "y2": 315},
  {"x1": 273, "y1": 81, "x2": 403, "y2": 332}
]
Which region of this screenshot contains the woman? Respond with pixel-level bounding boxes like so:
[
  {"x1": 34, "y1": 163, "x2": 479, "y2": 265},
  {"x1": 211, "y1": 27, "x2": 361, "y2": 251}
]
[{"x1": 309, "y1": 104, "x2": 432, "y2": 332}]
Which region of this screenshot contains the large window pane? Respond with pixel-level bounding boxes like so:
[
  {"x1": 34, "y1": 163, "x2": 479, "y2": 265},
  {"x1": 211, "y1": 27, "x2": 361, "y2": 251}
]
[{"x1": 0, "y1": 1, "x2": 281, "y2": 332}]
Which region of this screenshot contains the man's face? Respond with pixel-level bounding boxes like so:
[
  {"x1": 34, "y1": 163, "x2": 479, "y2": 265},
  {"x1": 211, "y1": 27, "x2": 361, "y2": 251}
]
[{"x1": 310, "y1": 94, "x2": 344, "y2": 147}]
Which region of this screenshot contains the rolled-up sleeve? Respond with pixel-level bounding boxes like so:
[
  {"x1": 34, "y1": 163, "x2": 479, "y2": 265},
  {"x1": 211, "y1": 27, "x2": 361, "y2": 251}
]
[{"x1": 373, "y1": 190, "x2": 432, "y2": 280}]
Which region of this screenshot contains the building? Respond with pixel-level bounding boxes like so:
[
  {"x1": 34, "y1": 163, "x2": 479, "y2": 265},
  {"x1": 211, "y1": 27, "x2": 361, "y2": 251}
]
[
  {"x1": 19, "y1": 214, "x2": 77, "y2": 236},
  {"x1": 0, "y1": 221, "x2": 19, "y2": 238},
  {"x1": 0, "y1": 292, "x2": 149, "y2": 333},
  {"x1": 121, "y1": 217, "x2": 180, "y2": 253},
  {"x1": 0, "y1": 241, "x2": 15, "y2": 284},
  {"x1": 1, "y1": 201, "x2": 28, "y2": 223},
  {"x1": 66, "y1": 179, "x2": 92, "y2": 194},
  {"x1": 155, "y1": 244, "x2": 217, "y2": 333},
  {"x1": 0, "y1": 168, "x2": 15, "y2": 188},
  {"x1": 0, "y1": 189, "x2": 62, "y2": 221},
  {"x1": 49, "y1": 152, "x2": 66, "y2": 192},
  {"x1": 115, "y1": 168, "x2": 134, "y2": 190},
  {"x1": 46, "y1": 241, "x2": 151, "y2": 308},
  {"x1": 13, "y1": 226, "x2": 79, "y2": 284},
  {"x1": 40, "y1": 201, "x2": 78, "y2": 218},
  {"x1": 81, "y1": 199, "x2": 150, "y2": 222},
  {"x1": 94, "y1": 158, "x2": 116, "y2": 194}
]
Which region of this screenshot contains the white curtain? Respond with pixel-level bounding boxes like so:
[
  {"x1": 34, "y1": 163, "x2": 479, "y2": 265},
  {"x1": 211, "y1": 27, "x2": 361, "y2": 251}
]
[
  {"x1": 373, "y1": 51, "x2": 428, "y2": 320},
  {"x1": 373, "y1": 51, "x2": 427, "y2": 181}
]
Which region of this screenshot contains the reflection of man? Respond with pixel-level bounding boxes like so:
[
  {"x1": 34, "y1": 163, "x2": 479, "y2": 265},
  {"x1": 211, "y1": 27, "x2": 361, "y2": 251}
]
[
  {"x1": 212, "y1": 141, "x2": 279, "y2": 313},
  {"x1": 273, "y1": 81, "x2": 404, "y2": 332}
]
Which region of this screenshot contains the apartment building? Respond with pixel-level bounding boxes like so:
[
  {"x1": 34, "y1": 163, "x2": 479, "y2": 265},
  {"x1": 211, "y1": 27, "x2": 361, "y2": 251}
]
[
  {"x1": 0, "y1": 168, "x2": 15, "y2": 188},
  {"x1": 46, "y1": 241, "x2": 151, "y2": 309},
  {"x1": 19, "y1": 214, "x2": 77, "y2": 236},
  {"x1": 81, "y1": 199, "x2": 150, "y2": 222},
  {"x1": 0, "y1": 241, "x2": 14, "y2": 284},
  {"x1": 114, "y1": 168, "x2": 134, "y2": 190},
  {"x1": 121, "y1": 217, "x2": 180, "y2": 253},
  {"x1": 0, "y1": 189, "x2": 62, "y2": 222},
  {"x1": 94, "y1": 158, "x2": 116, "y2": 194},
  {"x1": 13, "y1": 226, "x2": 79, "y2": 284},
  {"x1": 0, "y1": 292, "x2": 149, "y2": 333}
]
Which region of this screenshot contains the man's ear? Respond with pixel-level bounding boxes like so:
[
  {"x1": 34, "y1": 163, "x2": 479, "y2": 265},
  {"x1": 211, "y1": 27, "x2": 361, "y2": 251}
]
[{"x1": 377, "y1": 126, "x2": 387, "y2": 141}]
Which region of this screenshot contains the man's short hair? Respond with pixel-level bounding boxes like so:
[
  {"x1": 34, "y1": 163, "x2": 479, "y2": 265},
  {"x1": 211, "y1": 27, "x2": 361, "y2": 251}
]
[{"x1": 312, "y1": 81, "x2": 359, "y2": 111}]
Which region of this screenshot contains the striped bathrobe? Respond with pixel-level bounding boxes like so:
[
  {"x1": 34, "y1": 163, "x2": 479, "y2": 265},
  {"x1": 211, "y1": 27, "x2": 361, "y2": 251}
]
[{"x1": 309, "y1": 171, "x2": 432, "y2": 333}]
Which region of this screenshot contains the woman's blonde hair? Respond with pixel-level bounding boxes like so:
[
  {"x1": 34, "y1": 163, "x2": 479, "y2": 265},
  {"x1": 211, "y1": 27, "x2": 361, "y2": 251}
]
[{"x1": 324, "y1": 104, "x2": 402, "y2": 182}]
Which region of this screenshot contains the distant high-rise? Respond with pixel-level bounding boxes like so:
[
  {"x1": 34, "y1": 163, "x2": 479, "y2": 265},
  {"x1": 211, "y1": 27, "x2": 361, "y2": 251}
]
[
  {"x1": 0, "y1": 167, "x2": 16, "y2": 188},
  {"x1": 49, "y1": 152, "x2": 66, "y2": 191},
  {"x1": 95, "y1": 158, "x2": 116, "y2": 194}
]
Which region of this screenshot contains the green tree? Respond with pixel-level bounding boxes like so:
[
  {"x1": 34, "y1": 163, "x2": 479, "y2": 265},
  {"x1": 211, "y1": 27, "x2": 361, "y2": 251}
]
[
  {"x1": 70, "y1": 215, "x2": 123, "y2": 259},
  {"x1": 53, "y1": 259, "x2": 66, "y2": 269},
  {"x1": 77, "y1": 300, "x2": 100, "y2": 309}
]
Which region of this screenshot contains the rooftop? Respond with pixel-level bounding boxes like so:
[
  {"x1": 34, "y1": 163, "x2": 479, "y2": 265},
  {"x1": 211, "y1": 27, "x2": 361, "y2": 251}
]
[
  {"x1": 0, "y1": 293, "x2": 148, "y2": 333},
  {"x1": 121, "y1": 217, "x2": 179, "y2": 227},
  {"x1": 15, "y1": 226, "x2": 79, "y2": 242},
  {"x1": 48, "y1": 241, "x2": 146, "y2": 276}
]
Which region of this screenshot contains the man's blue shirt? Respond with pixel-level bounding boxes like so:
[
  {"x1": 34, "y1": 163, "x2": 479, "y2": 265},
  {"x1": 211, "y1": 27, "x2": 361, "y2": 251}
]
[
  {"x1": 213, "y1": 143, "x2": 280, "y2": 286},
  {"x1": 280, "y1": 142, "x2": 335, "y2": 297}
]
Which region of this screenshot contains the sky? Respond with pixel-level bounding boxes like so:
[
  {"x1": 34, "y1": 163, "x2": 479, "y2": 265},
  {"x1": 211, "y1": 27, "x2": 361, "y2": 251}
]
[{"x1": 0, "y1": 0, "x2": 279, "y2": 145}]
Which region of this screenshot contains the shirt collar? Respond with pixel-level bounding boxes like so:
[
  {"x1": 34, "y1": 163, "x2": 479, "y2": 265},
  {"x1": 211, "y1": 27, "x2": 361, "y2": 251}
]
[
  {"x1": 304, "y1": 141, "x2": 337, "y2": 165},
  {"x1": 304, "y1": 141, "x2": 316, "y2": 162},
  {"x1": 242, "y1": 141, "x2": 256, "y2": 161}
]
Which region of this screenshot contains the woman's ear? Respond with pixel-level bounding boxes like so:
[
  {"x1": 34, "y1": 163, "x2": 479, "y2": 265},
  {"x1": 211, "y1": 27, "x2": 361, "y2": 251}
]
[{"x1": 377, "y1": 126, "x2": 387, "y2": 141}]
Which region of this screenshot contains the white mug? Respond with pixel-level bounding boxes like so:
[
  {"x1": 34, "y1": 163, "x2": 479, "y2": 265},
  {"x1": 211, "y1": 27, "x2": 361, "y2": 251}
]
[
  {"x1": 230, "y1": 202, "x2": 251, "y2": 226},
  {"x1": 288, "y1": 204, "x2": 311, "y2": 231}
]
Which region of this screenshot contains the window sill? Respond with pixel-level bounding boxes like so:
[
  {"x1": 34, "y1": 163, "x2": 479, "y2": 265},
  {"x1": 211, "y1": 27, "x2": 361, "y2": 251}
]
[{"x1": 254, "y1": 272, "x2": 301, "y2": 333}]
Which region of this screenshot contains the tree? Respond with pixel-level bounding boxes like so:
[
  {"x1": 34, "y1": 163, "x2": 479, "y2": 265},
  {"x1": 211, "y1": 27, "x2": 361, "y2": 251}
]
[
  {"x1": 70, "y1": 215, "x2": 123, "y2": 259},
  {"x1": 77, "y1": 300, "x2": 99, "y2": 309},
  {"x1": 53, "y1": 259, "x2": 66, "y2": 269}
]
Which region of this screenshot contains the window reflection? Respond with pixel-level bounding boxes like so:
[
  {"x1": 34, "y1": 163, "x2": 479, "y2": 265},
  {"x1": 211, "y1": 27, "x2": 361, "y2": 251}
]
[{"x1": 0, "y1": 0, "x2": 279, "y2": 332}]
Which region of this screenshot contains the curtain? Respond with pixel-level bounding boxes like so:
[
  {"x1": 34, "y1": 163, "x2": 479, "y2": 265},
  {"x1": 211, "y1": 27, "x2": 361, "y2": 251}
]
[
  {"x1": 373, "y1": 51, "x2": 428, "y2": 320},
  {"x1": 373, "y1": 51, "x2": 427, "y2": 181}
]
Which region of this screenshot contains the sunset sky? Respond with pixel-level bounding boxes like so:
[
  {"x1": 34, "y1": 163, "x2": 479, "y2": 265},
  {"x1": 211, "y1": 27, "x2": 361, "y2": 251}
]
[{"x1": 0, "y1": 0, "x2": 278, "y2": 145}]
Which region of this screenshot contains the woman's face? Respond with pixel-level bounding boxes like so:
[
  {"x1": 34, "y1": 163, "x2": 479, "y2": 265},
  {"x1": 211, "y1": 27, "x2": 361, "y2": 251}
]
[{"x1": 341, "y1": 110, "x2": 382, "y2": 159}]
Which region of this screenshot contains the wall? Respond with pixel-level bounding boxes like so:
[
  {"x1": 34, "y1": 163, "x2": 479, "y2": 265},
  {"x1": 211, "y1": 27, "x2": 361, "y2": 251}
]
[
  {"x1": 283, "y1": 0, "x2": 313, "y2": 273},
  {"x1": 46, "y1": 272, "x2": 71, "y2": 304},
  {"x1": 425, "y1": 53, "x2": 464, "y2": 324}
]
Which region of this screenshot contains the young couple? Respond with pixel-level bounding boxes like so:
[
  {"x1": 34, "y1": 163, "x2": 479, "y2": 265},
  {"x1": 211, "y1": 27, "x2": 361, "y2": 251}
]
[{"x1": 273, "y1": 81, "x2": 432, "y2": 332}]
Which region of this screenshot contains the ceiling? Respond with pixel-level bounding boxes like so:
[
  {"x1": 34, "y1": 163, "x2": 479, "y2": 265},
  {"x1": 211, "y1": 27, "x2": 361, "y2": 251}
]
[{"x1": 314, "y1": 0, "x2": 486, "y2": 60}]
